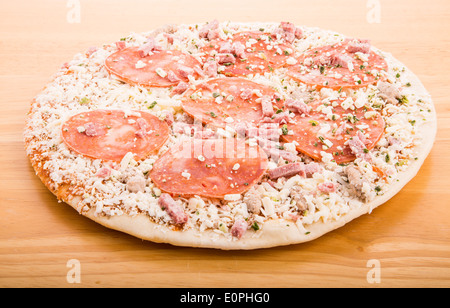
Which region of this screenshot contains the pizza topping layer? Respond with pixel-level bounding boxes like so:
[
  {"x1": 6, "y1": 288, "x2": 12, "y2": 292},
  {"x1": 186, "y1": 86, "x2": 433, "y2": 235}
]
[
  {"x1": 181, "y1": 77, "x2": 283, "y2": 128},
  {"x1": 24, "y1": 21, "x2": 435, "y2": 242},
  {"x1": 61, "y1": 109, "x2": 170, "y2": 161},
  {"x1": 149, "y1": 138, "x2": 268, "y2": 198},
  {"x1": 286, "y1": 39, "x2": 388, "y2": 89},
  {"x1": 104, "y1": 47, "x2": 202, "y2": 87},
  {"x1": 201, "y1": 31, "x2": 294, "y2": 77},
  {"x1": 280, "y1": 99, "x2": 385, "y2": 163}
]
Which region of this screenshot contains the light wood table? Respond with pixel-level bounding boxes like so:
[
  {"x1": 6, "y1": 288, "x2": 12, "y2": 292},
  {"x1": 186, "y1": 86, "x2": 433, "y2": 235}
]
[{"x1": 1, "y1": 0, "x2": 449, "y2": 288}]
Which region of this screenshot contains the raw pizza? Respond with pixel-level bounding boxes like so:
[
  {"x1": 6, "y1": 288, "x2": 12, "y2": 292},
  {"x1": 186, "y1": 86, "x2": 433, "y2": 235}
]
[{"x1": 24, "y1": 21, "x2": 436, "y2": 249}]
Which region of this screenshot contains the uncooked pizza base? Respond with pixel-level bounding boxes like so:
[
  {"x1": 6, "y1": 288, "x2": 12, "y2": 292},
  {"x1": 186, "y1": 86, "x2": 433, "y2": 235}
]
[{"x1": 24, "y1": 21, "x2": 437, "y2": 250}]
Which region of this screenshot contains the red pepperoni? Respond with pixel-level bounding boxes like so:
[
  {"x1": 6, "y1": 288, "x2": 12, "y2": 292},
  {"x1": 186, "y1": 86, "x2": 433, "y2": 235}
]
[
  {"x1": 281, "y1": 100, "x2": 385, "y2": 163},
  {"x1": 61, "y1": 109, "x2": 170, "y2": 161},
  {"x1": 149, "y1": 138, "x2": 268, "y2": 198},
  {"x1": 201, "y1": 31, "x2": 293, "y2": 76},
  {"x1": 181, "y1": 77, "x2": 283, "y2": 129},
  {"x1": 286, "y1": 41, "x2": 388, "y2": 90},
  {"x1": 104, "y1": 47, "x2": 202, "y2": 87}
]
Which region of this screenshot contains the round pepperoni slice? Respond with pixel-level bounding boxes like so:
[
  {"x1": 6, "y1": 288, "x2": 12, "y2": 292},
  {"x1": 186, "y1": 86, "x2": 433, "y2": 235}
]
[
  {"x1": 281, "y1": 100, "x2": 385, "y2": 163},
  {"x1": 181, "y1": 77, "x2": 283, "y2": 128},
  {"x1": 286, "y1": 40, "x2": 388, "y2": 90},
  {"x1": 201, "y1": 31, "x2": 293, "y2": 77},
  {"x1": 149, "y1": 138, "x2": 268, "y2": 198},
  {"x1": 104, "y1": 47, "x2": 202, "y2": 87},
  {"x1": 61, "y1": 109, "x2": 170, "y2": 161}
]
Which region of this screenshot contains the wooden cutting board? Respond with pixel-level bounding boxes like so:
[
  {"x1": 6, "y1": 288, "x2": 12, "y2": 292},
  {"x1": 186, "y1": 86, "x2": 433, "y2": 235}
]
[{"x1": 1, "y1": 0, "x2": 449, "y2": 288}]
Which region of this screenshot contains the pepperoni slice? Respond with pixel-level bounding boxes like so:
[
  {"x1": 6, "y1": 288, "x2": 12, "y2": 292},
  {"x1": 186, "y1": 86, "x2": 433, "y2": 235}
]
[
  {"x1": 61, "y1": 109, "x2": 170, "y2": 161},
  {"x1": 201, "y1": 31, "x2": 293, "y2": 76},
  {"x1": 104, "y1": 47, "x2": 202, "y2": 87},
  {"x1": 149, "y1": 138, "x2": 268, "y2": 198},
  {"x1": 181, "y1": 77, "x2": 283, "y2": 128},
  {"x1": 286, "y1": 41, "x2": 388, "y2": 89},
  {"x1": 281, "y1": 100, "x2": 385, "y2": 163}
]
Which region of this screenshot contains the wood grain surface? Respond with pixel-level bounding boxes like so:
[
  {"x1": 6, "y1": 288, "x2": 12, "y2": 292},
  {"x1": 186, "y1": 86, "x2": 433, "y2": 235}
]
[{"x1": 1, "y1": 0, "x2": 449, "y2": 288}]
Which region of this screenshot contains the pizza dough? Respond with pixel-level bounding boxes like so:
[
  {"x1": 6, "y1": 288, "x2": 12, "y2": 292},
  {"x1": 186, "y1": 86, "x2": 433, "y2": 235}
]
[{"x1": 24, "y1": 21, "x2": 436, "y2": 250}]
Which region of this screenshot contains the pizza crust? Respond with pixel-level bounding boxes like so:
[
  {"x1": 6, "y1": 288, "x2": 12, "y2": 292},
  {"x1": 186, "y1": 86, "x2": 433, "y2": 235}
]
[{"x1": 24, "y1": 22, "x2": 437, "y2": 250}]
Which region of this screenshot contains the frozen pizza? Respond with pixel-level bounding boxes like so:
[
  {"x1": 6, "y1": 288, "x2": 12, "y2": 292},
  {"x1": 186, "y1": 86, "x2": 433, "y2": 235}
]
[{"x1": 24, "y1": 21, "x2": 436, "y2": 249}]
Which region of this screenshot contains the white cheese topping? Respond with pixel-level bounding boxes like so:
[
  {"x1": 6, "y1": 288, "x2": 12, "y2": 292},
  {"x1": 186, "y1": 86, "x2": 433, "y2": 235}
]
[{"x1": 155, "y1": 67, "x2": 167, "y2": 78}]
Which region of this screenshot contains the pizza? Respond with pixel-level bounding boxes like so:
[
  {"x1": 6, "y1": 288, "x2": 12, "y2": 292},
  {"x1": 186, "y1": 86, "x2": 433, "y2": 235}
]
[{"x1": 24, "y1": 21, "x2": 437, "y2": 250}]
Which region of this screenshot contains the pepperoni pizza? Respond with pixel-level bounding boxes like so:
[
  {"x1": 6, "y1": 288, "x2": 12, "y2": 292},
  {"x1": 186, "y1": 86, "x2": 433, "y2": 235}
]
[{"x1": 24, "y1": 21, "x2": 436, "y2": 249}]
